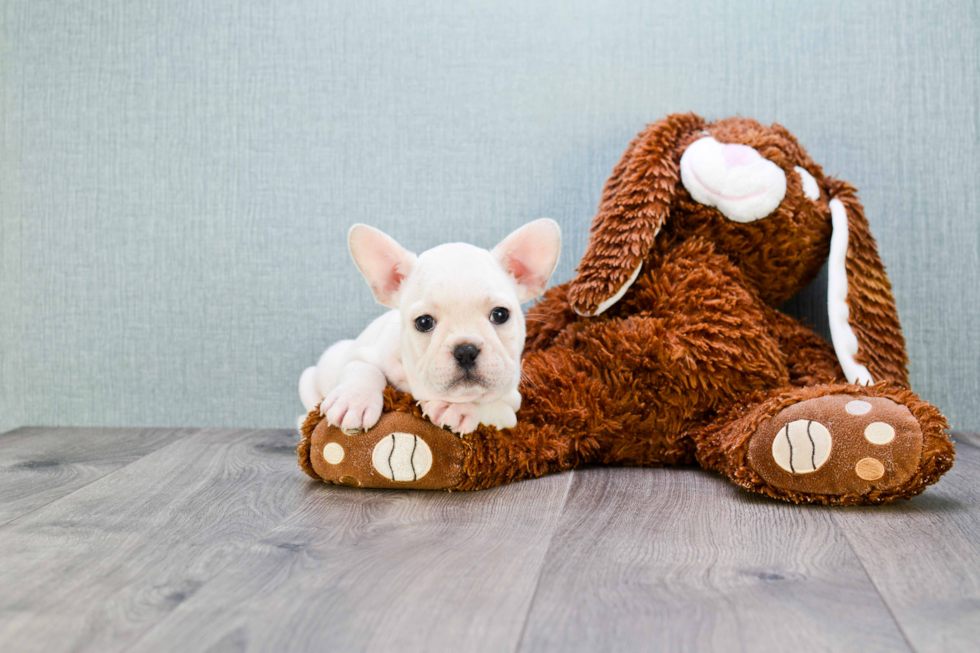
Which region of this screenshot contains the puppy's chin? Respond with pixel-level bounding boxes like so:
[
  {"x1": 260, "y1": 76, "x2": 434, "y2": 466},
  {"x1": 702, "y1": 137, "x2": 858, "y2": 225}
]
[
  {"x1": 446, "y1": 376, "x2": 494, "y2": 402},
  {"x1": 417, "y1": 373, "x2": 513, "y2": 404}
]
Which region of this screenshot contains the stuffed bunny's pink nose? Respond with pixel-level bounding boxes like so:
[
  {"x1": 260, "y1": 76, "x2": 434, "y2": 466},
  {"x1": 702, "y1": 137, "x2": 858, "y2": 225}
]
[{"x1": 722, "y1": 143, "x2": 759, "y2": 168}]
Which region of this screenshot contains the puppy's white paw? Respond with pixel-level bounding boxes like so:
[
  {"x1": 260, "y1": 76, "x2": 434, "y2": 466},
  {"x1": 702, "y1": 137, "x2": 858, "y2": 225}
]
[
  {"x1": 441, "y1": 404, "x2": 480, "y2": 435},
  {"x1": 320, "y1": 385, "x2": 383, "y2": 434},
  {"x1": 480, "y1": 401, "x2": 518, "y2": 430},
  {"x1": 421, "y1": 400, "x2": 479, "y2": 435}
]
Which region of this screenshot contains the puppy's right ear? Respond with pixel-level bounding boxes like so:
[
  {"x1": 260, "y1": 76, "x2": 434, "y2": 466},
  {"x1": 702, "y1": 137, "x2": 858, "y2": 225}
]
[{"x1": 348, "y1": 224, "x2": 418, "y2": 308}]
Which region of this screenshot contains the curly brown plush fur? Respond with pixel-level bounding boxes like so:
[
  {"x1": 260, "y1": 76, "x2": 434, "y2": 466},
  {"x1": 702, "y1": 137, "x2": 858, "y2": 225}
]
[{"x1": 298, "y1": 114, "x2": 954, "y2": 505}]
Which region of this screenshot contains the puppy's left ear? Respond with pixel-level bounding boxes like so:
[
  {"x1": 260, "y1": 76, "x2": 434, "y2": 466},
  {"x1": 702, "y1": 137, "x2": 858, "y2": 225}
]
[
  {"x1": 493, "y1": 219, "x2": 562, "y2": 303},
  {"x1": 348, "y1": 224, "x2": 418, "y2": 308}
]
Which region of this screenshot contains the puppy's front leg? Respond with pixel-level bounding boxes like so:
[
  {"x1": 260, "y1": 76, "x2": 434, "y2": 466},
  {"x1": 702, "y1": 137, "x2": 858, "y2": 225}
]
[{"x1": 320, "y1": 361, "x2": 386, "y2": 434}]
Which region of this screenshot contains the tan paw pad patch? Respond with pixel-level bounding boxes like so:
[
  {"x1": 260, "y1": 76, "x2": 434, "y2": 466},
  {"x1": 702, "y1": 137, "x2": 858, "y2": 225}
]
[{"x1": 855, "y1": 457, "x2": 885, "y2": 481}]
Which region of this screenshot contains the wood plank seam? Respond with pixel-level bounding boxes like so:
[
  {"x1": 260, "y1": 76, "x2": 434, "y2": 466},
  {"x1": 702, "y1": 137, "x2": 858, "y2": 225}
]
[
  {"x1": 831, "y1": 431, "x2": 980, "y2": 653},
  {"x1": 122, "y1": 472, "x2": 574, "y2": 653},
  {"x1": 0, "y1": 428, "x2": 197, "y2": 528},
  {"x1": 116, "y1": 475, "x2": 368, "y2": 653},
  {"x1": 0, "y1": 428, "x2": 313, "y2": 653},
  {"x1": 116, "y1": 430, "x2": 328, "y2": 652},
  {"x1": 513, "y1": 469, "x2": 575, "y2": 653},
  {"x1": 833, "y1": 521, "x2": 919, "y2": 652}
]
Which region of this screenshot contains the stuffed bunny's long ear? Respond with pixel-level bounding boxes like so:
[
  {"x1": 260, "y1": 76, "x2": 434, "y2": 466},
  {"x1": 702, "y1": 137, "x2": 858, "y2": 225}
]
[
  {"x1": 825, "y1": 180, "x2": 909, "y2": 387},
  {"x1": 568, "y1": 113, "x2": 707, "y2": 316}
]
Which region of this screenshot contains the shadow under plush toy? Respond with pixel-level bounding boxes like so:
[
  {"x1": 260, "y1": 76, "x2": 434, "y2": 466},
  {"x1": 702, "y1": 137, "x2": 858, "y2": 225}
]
[{"x1": 298, "y1": 113, "x2": 955, "y2": 505}]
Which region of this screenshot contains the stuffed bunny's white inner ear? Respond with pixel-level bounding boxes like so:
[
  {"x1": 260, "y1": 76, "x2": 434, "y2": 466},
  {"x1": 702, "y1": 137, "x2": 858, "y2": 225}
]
[
  {"x1": 348, "y1": 224, "x2": 417, "y2": 308},
  {"x1": 493, "y1": 219, "x2": 562, "y2": 303},
  {"x1": 795, "y1": 166, "x2": 820, "y2": 201},
  {"x1": 827, "y1": 199, "x2": 873, "y2": 385}
]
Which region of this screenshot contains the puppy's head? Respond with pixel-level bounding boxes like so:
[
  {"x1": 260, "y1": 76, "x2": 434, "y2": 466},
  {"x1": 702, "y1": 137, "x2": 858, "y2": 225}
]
[{"x1": 348, "y1": 219, "x2": 561, "y2": 403}]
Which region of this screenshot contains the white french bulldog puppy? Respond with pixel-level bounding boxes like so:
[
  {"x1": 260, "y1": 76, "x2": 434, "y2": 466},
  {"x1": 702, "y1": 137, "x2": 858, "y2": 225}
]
[{"x1": 298, "y1": 219, "x2": 561, "y2": 435}]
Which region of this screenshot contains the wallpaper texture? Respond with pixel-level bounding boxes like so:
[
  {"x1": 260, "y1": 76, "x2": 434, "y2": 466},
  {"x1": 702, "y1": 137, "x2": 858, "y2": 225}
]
[{"x1": 2, "y1": 0, "x2": 977, "y2": 433}]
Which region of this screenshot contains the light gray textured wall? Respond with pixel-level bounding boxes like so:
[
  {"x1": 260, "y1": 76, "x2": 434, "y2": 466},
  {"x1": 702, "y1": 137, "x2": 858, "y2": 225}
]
[{"x1": 1, "y1": 0, "x2": 978, "y2": 433}]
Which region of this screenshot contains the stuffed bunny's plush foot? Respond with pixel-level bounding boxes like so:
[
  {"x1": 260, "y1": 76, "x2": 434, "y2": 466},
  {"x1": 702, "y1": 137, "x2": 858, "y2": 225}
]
[
  {"x1": 304, "y1": 410, "x2": 465, "y2": 490},
  {"x1": 747, "y1": 394, "x2": 924, "y2": 497}
]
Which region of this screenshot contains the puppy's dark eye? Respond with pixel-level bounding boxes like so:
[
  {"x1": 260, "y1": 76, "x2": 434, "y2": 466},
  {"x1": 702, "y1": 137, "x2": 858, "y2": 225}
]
[
  {"x1": 490, "y1": 307, "x2": 510, "y2": 325},
  {"x1": 414, "y1": 315, "x2": 435, "y2": 332}
]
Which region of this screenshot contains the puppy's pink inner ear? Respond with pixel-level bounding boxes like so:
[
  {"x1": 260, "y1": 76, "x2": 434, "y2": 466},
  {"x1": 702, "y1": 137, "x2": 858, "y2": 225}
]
[
  {"x1": 349, "y1": 225, "x2": 416, "y2": 307},
  {"x1": 500, "y1": 251, "x2": 546, "y2": 297},
  {"x1": 375, "y1": 256, "x2": 410, "y2": 299},
  {"x1": 493, "y1": 219, "x2": 561, "y2": 302}
]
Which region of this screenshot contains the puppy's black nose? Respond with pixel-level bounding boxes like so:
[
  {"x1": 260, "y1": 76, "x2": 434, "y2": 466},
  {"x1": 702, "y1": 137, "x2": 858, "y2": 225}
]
[{"x1": 453, "y1": 344, "x2": 480, "y2": 370}]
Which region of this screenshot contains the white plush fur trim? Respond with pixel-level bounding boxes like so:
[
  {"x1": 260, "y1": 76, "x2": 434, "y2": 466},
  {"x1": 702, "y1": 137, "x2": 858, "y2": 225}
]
[
  {"x1": 680, "y1": 137, "x2": 786, "y2": 223},
  {"x1": 794, "y1": 166, "x2": 820, "y2": 200},
  {"x1": 828, "y1": 199, "x2": 873, "y2": 385}
]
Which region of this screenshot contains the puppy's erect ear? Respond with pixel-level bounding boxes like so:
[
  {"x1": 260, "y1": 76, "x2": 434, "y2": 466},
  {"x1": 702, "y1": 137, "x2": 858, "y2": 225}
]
[
  {"x1": 492, "y1": 218, "x2": 562, "y2": 303},
  {"x1": 824, "y1": 180, "x2": 909, "y2": 387},
  {"x1": 348, "y1": 224, "x2": 418, "y2": 308},
  {"x1": 568, "y1": 113, "x2": 707, "y2": 316}
]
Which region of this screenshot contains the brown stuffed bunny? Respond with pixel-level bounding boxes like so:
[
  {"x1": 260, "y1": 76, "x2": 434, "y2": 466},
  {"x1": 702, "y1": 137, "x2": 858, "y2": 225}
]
[{"x1": 298, "y1": 113, "x2": 954, "y2": 505}]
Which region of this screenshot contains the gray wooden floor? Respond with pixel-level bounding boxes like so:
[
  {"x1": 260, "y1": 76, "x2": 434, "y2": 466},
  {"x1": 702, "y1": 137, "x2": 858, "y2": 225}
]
[{"x1": 0, "y1": 428, "x2": 977, "y2": 653}]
